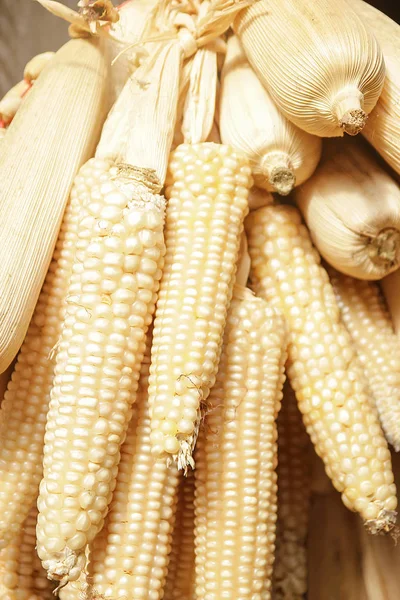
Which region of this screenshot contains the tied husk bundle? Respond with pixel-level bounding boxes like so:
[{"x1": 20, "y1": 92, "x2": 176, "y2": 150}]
[
  {"x1": 294, "y1": 138, "x2": 400, "y2": 280},
  {"x1": 0, "y1": 36, "x2": 109, "y2": 374},
  {"x1": 234, "y1": 0, "x2": 385, "y2": 137},
  {"x1": 352, "y1": 0, "x2": 400, "y2": 177},
  {"x1": 220, "y1": 35, "x2": 322, "y2": 196}
]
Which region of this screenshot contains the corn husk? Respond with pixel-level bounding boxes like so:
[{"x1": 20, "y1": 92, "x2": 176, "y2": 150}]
[
  {"x1": 234, "y1": 0, "x2": 385, "y2": 137},
  {"x1": 0, "y1": 37, "x2": 109, "y2": 374},
  {"x1": 352, "y1": 0, "x2": 400, "y2": 177},
  {"x1": 294, "y1": 138, "x2": 400, "y2": 280},
  {"x1": 220, "y1": 36, "x2": 322, "y2": 195}
]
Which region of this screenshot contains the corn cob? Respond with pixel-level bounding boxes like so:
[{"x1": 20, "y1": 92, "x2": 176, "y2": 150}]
[
  {"x1": 220, "y1": 35, "x2": 321, "y2": 196},
  {"x1": 294, "y1": 138, "x2": 400, "y2": 281},
  {"x1": 328, "y1": 267, "x2": 400, "y2": 452},
  {"x1": 194, "y1": 287, "x2": 287, "y2": 600},
  {"x1": 163, "y1": 470, "x2": 196, "y2": 600},
  {"x1": 273, "y1": 381, "x2": 311, "y2": 600},
  {"x1": 36, "y1": 163, "x2": 166, "y2": 585},
  {"x1": 246, "y1": 203, "x2": 397, "y2": 531},
  {"x1": 0, "y1": 37, "x2": 109, "y2": 374},
  {"x1": 149, "y1": 142, "x2": 251, "y2": 469},
  {"x1": 87, "y1": 358, "x2": 180, "y2": 600},
  {"x1": 234, "y1": 0, "x2": 384, "y2": 137},
  {"x1": 0, "y1": 163, "x2": 85, "y2": 550},
  {"x1": 0, "y1": 505, "x2": 53, "y2": 600}
]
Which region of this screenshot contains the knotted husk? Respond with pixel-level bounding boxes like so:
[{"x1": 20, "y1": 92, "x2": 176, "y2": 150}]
[
  {"x1": 352, "y1": 0, "x2": 400, "y2": 177},
  {"x1": 0, "y1": 37, "x2": 109, "y2": 373},
  {"x1": 234, "y1": 0, "x2": 385, "y2": 137}
]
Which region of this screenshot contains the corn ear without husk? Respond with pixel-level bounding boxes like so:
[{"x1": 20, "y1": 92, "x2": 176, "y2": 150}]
[
  {"x1": 234, "y1": 0, "x2": 385, "y2": 137},
  {"x1": 352, "y1": 0, "x2": 400, "y2": 177},
  {"x1": 220, "y1": 35, "x2": 322, "y2": 195},
  {"x1": 294, "y1": 138, "x2": 400, "y2": 280},
  {"x1": 0, "y1": 36, "x2": 109, "y2": 374}
]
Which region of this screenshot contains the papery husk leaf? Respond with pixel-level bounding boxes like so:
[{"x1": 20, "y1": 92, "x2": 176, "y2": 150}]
[
  {"x1": 106, "y1": 0, "x2": 159, "y2": 103},
  {"x1": 0, "y1": 37, "x2": 109, "y2": 373},
  {"x1": 234, "y1": 0, "x2": 385, "y2": 137},
  {"x1": 35, "y1": 0, "x2": 89, "y2": 32},
  {"x1": 220, "y1": 36, "x2": 322, "y2": 195},
  {"x1": 182, "y1": 46, "x2": 217, "y2": 144},
  {"x1": 352, "y1": 0, "x2": 400, "y2": 177},
  {"x1": 235, "y1": 232, "x2": 251, "y2": 287},
  {"x1": 294, "y1": 138, "x2": 400, "y2": 280},
  {"x1": 172, "y1": 55, "x2": 193, "y2": 149},
  {"x1": 96, "y1": 41, "x2": 180, "y2": 184}
]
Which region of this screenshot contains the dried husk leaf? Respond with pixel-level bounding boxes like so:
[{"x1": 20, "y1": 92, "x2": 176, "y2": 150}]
[
  {"x1": 181, "y1": 45, "x2": 217, "y2": 144},
  {"x1": 35, "y1": 0, "x2": 90, "y2": 35},
  {"x1": 234, "y1": 0, "x2": 385, "y2": 137},
  {"x1": 220, "y1": 36, "x2": 322, "y2": 195},
  {"x1": 172, "y1": 55, "x2": 193, "y2": 149},
  {"x1": 0, "y1": 37, "x2": 109, "y2": 373},
  {"x1": 96, "y1": 41, "x2": 181, "y2": 184},
  {"x1": 352, "y1": 0, "x2": 400, "y2": 177},
  {"x1": 294, "y1": 138, "x2": 400, "y2": 280},
  {"x1": 381, "y1": 270, "x2": 400, "y2": 336},
  {"x1": 106, "y1": 0, "x2": 159, "y2": 104}
]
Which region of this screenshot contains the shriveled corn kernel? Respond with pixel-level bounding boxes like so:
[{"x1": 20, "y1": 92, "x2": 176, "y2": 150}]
[
  {"x1": 194, "y1": 288, "x2": 287, "y2": 600},
  {"x1": 37, "y1": 163, "x2": 166, "y2": 586},
  {"x1": 273, "y1": 381, "x2": 312, "y2": 600},
  {"x1": 163, "y1": 470, "x2": 195, "y2": 600},
  {"x1": 0, "y1": 163, "x2": 84, "y2": 549},
  {"x1": 149, "y1": 142, "x2": 251, "y2": 469},
  {"x1": 87, "y1": 359, "x2": 180, "y2": 599},
  {"x1": 329, "y1": 267, "x2": 400, "y2": 452},
  {"x1": 246, "y1": 204, "x2": 397, "y2": 531}
]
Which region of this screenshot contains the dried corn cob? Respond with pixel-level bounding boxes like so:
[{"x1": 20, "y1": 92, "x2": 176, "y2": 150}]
[
  {"x1": 149, "y1": 142, "x2": 251, "y2": 469},
  {"x1": 0, "y1": 36, "x2": 109, "y2": 374},
  {"x1": 328, "y1": 267, "x2": 400, "y2": 451},
  {"x1": 194, "y1": 287, "x2": 287, "y2": 600},
  {"x1": 87, "y1": 358, "x2": 180, "y2": 600},
  {"x1": 273, "y1": 381, "x2": 311, "y2": 600},
  {"x1": 0, "y1": 166, "x2": 84, "y2": 550},
  {"x1": 220, "y1": 35, "x2": 321, "y2": 196},
  {"x1": 36, "y1": 164, "x2": 166, "y2": 585},
  {"x1": 246, "y1": 203, "x2": 397, "y2": 531},
  {"x1": 163, "y1": 470, "x2": 196, "y2": 600},
  {"x1": 0, "y1": 505, "x2": 53, "y2": 600}
]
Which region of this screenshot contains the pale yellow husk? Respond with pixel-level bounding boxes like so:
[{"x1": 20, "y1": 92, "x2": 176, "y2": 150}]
[
  {"x1": 233, "y1": 0, "x2": 385, "y2": 137},
  {"x1": 0, "y1": 37, "x2": 109, "y2": 374},
  {"x1": 352, "y1": 0, "x2": 400, "y2": 177},
  {"x1": 220, "y1": 35, "x2": 322, "y2": 195},
  {"x1": 294, "y1": 138, "x2": 400, "y2": 280}
]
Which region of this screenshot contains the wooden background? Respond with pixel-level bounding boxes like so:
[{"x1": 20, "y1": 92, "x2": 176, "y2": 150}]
[{"x1": 1, "y1": 1, "x2": 400, "y2": 598}]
